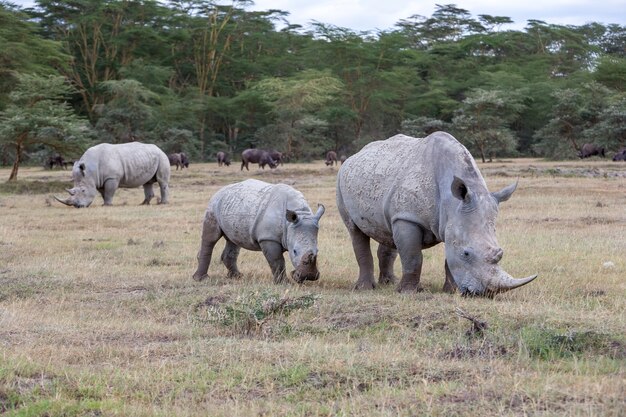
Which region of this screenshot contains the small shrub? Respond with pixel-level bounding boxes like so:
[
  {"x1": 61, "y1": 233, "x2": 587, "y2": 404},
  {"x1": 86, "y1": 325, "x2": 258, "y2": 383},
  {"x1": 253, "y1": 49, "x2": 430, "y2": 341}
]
[{"x1": 519, "y1": 326, "x2": 622, "y2": 360}]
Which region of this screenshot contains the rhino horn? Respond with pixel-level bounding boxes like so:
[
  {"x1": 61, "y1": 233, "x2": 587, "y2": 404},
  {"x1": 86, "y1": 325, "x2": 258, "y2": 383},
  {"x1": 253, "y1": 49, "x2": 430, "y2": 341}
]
[
  {"x1": 54, "y1": 195, "x2": 74, "y2": 206},
  {"x1": 65, "y1": 188, "x2": 76, "y2": 195},
  {"x1": 488, "y1": 270, "x2": 538, "y2": 295},
  {"x1": 314, "y1": 204, "x2": 325, "y2": 221}
]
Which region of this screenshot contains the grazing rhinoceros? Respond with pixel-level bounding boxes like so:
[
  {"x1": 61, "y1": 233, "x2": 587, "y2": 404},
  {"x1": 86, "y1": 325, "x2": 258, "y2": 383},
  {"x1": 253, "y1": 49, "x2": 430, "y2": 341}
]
[
  {"x1": 216, "y1": 151, "x2": 231, "y2": 167},
  {"x1": 336, "y1": 131, "x2": 537, "y2": 297},
  {"x1": 325, "y1": 151, "x2": 337, "y2": 166},
  {"x1": 168, "y1": 152, "x2": 189, "y2": 170},
  {"x1": 192, "y1": 179, "x2": 325, "y2": 284},
  {"x1": 612, "y1": 148, "x2": 626, "y2": 161},
  {"x1": 240, "y1": 149, "x2": 277, "y2": 171},
  {"x1": 578, "y1": 143, "x2": 605, "y2": 159},
  {"x1": 55, "y1": 142, "x2": 170, "y2": 208}
]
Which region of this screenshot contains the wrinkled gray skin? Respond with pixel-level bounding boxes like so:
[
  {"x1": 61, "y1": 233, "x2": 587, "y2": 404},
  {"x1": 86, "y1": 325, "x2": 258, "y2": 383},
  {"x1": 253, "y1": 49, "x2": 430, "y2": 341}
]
[
  {"x1": 612, "y1": 148, "x2": 626, "y2": 161},
  {"x1": 55, "y1": 142, "x2": 170, "y2": 208},
  {"x1": 578, "y1": 143, "x2": 605, "y2": 159},
  {"x1": 240, "y1": 149, "x2": 278, "y2": 171},
  {"x1": 168, "y1": 152, "x2": 189, "y2": 170},
  {"x1": 325, "y1": 151, "x2": 338, "y2": 166},
  {"x1": 336, "y1": 131, "x2": 537, "y2": 297},
  {"x1": 193, "y1": 179, "x2": 325, "y2": 284},
  {"x1": 216, "y1": 151, "x2": 231, "y2": 167}
]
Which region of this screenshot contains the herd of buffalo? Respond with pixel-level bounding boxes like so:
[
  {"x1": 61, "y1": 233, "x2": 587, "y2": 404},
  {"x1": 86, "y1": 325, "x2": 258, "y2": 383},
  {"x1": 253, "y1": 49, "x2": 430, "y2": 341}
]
[{"x1": 49, "y1": 136, "x2": 624, "y2": 297}]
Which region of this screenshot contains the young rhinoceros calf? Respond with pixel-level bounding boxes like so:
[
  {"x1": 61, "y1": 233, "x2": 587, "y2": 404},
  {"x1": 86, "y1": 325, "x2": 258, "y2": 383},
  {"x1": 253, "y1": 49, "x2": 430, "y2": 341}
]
[{"x1": 192, "y1": 179, "x2": 325, "y2": 284}]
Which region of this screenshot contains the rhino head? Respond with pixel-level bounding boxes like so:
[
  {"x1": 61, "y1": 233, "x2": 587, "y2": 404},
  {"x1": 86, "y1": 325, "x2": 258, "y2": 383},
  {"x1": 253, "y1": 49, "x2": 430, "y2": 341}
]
[
  {"x1": 444, "y1": 176, "x2": 537, "y2": 296},
  {"x1": 285, "y1": 204, "x2": 326, "y2": 283},
  {"x1": 54, "y1": 162, "x2": 98, "y2": 208}
]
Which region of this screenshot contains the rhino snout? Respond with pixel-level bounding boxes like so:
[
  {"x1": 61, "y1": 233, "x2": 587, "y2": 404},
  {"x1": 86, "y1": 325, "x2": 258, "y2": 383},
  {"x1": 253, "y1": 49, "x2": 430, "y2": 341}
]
[{"x1": 291, "y1": 252, "x2": 319, "y2": 283}]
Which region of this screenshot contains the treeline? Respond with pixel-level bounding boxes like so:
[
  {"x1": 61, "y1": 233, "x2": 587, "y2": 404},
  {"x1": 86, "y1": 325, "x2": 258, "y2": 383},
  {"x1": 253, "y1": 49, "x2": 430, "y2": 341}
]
[{"x1": 1, "y1": 1, "x2": 625, "y2": 179}]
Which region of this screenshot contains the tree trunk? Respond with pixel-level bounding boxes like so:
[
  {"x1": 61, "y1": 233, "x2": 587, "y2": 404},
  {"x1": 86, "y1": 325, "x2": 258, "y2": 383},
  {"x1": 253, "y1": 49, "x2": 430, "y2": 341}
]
[{"x1": 8, "y1": 141, "x2": 23, "y2": 181}]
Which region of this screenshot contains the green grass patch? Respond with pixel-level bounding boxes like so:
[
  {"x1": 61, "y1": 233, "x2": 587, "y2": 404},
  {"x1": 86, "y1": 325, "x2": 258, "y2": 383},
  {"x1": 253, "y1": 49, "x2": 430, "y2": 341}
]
[
  {"x1": 519, "y1": 326, "x2": 625, "y2": 360},
  {"x1": 0, "y1": 180, "x2": 72, "y2": 195}
]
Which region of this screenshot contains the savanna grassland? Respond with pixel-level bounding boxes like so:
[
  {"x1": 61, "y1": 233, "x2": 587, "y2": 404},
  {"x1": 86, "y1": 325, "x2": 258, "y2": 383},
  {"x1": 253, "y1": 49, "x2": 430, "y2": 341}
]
[{"x1": 0, "y1": 158, "x2": 624, "y2": 416}]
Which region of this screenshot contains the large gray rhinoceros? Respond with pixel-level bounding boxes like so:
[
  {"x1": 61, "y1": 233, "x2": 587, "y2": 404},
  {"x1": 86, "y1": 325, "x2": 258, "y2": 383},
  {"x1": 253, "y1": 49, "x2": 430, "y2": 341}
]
[
  {"x1": 192, "y1": 179, "x2": 325, "y2": 283},
  {"x1": 55, "y1": 142, "x2": 170, "y2": 208},
  {"x1": 336, "y1": 131, "x2": 537, "y2": 296}
]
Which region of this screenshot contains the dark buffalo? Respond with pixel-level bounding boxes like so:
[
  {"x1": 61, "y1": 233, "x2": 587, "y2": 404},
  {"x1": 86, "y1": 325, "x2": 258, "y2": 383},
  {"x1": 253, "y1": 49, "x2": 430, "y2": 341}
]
[
  {"x1": 241, "y1": 149, "x2": 277, "y2": 171},
  {"x1": 168, "y1": 152, "x2": 189, "y2": 170},
  {"x1": 578, "y1": 143, "x2": 605, "y2": 159},
  {"x1": 268, "y1": 150, "x2": 284, "y2": 166},
  {"x1": 340, "y1": 154, "x2": 347, "y2": 164},
  {"x1": 46, "y1": 155, "x2": 65, "y2": 170},
  {"x1": 325, "y1": 151, "x2": 338, "y2": 166},
  {"x1": 612, "y1": 148, "x2": 626, "y2": 161},
  {"x1": 216, "y1": 151, "x2": 231, "y2": 167}
]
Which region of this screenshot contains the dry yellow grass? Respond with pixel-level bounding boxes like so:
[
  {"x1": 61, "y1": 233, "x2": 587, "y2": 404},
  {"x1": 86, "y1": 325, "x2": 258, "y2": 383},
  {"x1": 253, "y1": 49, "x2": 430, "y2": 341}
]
[{"x1": 0, "y1": 158, "x2": 624, "y2": 416}]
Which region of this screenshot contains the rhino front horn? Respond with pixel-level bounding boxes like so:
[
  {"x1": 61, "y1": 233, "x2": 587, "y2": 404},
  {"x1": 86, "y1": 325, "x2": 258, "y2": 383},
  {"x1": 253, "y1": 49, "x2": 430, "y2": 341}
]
[
  {"x1": 490, "y1": 271, "x2": 538, "y2": 294},
  {"x1": 54, "y1": 195, "x2": 73, "y2": 206}
]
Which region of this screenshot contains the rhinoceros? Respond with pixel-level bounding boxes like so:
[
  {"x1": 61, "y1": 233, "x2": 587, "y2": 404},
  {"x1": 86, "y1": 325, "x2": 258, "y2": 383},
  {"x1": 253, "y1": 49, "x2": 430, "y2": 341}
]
[
  {"x1": 168, "y1": 152, "x2": 189, "y2": 170},
  {"x1": 336, "y1": 131, "x2": 537, "y2": 296},
  {"x1": 240, "y1": 149, "x2": 278, "y2": 171},
  {"x1": 192, "y1": 179, "x2": 325, "y2": 284},
  {"x1": 55, "y1": 142, "x2": 170, "y2": 208},
  {"x1": 612, "y1": 148, "x2": 626, "y2": 161}
]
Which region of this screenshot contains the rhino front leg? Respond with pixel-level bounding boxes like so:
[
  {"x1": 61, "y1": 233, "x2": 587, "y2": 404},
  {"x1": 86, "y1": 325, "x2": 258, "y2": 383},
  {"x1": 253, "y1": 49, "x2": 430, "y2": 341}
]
[
  {"x1": 392, "y1": 220, "x2": 424, "y2": 293},
  {"x1": 260, "y1": 241, "x2": 287, "y2": 284},
  {"x1": 141, "y1": 183, "x2": 155, "y2": 205},
  {"x1": 377, "y1": 243, "x2": 398, "y2": 285},
  {"x1": 220, "y1": 240, "x2": 242, "y2": 278},
  {"x1": 443, "y1": 260, "x2": 458, "y2": 294},
  {"x1": 192, "y1": 212, "x2": 222, "y2": 281},
  {"x1": 102, "y1": 179, "x2": 119, "y2": 205}
]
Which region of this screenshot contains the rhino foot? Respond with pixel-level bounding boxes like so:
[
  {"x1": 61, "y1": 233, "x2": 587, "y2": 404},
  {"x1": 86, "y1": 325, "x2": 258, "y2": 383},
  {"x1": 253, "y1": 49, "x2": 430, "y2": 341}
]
[
  {"x1": 192, "y1": 272, "x2": 208, "y2": 282},
  {"x1": 378, "y1": 274, "x2": 397, "y2": 286},
  {"x1": 354, "y1": 279, "x2": 376, "y2": 290},
  {"x1": 396, "y1": 283, "x2": 424, "y2": 293},
  {"x1": 227, "y1": 271, "x2": 243, "y2": 279}
]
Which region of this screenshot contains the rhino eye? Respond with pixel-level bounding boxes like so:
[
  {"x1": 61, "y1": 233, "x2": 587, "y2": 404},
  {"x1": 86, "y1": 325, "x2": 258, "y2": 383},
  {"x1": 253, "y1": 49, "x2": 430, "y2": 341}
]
[{"x1": 293, "y1": 249, "x2": 298, "y2": 256}]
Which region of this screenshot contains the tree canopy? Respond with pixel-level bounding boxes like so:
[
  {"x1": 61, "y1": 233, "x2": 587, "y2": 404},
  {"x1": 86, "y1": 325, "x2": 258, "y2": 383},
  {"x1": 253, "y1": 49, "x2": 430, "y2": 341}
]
[{"x1": 1, "y1": 0, "x2": 625, "y2": 178}]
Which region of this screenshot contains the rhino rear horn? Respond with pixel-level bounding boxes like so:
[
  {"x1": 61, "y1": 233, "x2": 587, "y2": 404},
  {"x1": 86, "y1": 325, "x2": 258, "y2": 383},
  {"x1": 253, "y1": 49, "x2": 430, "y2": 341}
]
[
  {"x1": 314, "y1": 204, "x2": 325, "y2": 222},
  {"x1": 65, "y1": 188, "x2": 76, "y2": 196}
]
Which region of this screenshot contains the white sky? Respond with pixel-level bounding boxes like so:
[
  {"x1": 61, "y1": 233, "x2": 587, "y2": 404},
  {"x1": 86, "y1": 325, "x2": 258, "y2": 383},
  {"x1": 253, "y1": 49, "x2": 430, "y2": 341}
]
[{"x1": 8, "y1": 0, "x2": 626, "y2": 31}]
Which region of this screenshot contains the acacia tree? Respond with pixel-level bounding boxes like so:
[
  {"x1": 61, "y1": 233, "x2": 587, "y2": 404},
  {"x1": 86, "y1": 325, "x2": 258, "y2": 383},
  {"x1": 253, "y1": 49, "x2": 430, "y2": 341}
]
[
  {"x1": 452, "y1": 88, "x2": 525, "y2": 162},
  {"x1": 253, "y1": 70, "x2": 343, "y2": 157},
  {"x1": 0, "y1": 74, "x2": 89, "y2": 181}
]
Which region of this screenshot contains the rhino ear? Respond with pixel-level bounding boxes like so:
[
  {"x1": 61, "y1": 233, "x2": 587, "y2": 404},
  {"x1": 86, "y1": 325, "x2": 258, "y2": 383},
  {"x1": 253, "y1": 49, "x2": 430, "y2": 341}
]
[
  {"x1": 451, "y1": 176, "x2": 469, "y2": 202},
  {"x1": 79, "y1": 162, "x2": 86, "y2": 177},
  {"x1": 286, "y1": 210, "x2": 299, "y2": 224},
  {"x1": 492, "y1": 180, "x2": 518, "y2": 204},
  {"x1": 314, "y1": 204, "x2": 325, "y2": 222}
]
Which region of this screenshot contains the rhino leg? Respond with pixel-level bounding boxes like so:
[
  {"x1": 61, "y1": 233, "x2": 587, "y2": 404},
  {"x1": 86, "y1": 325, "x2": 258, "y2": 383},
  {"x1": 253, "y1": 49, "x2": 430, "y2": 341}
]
[
  {"x1": 141, "y1": 183, "x2": 155, "y2": 205},
  {"x1": 349, "y1": 226, "x2": 376, "y2": 290},
  {"x1": 392, "y1": 220, "x2": 424, "y2": 293},
  {"x1": 260, "y1": 241, "x2": 287, "y2": 284},
  {"x1": 220, "y1": 240, "x2": 242, "y2": 278},
  {"x1": 377, "y1": 244, "x2": 397, "y2": 285},
  {"x1": 192, "y1": 212, "x2": 222, "y2": 281},
  {"x1": 103, "y1": 179, "x2": 119, "y2": 205},
  {"x1": 443, "y1": 261, "x2": 458, "y2": 294}
]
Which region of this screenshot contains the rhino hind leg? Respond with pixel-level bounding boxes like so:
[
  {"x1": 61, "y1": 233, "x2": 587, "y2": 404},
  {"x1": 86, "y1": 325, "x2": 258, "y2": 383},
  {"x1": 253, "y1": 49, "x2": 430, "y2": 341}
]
[
  {"x1": 392, "y1": 220, "x2": 424, "y2": 293},
  {"x1": 377, "y1": 244, "x2": 398, "y2": 285},
  {"x1": 192, "y1": 213, "x2": 222, "y2": 281},
  {"x1": 348, "y1": 226, "x2": 376, "y2": 290},
  {"x1": 221, "y1": 240, "x2": 242, "y2": 278},
  {"x1": 260, "y1": 241, "x2": 287, "y2": 284}
]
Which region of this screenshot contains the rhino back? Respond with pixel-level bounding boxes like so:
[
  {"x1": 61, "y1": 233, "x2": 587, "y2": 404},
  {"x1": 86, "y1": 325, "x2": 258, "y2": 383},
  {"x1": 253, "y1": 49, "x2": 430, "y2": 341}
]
[
  {"x1": 338, "y1": 132, "x2": 486, "y2": 244},
  {"x1": 210, "y1": 179, "x2": 310, "y2": 251},
  {"x1": 82, "y1": 143, "x2": 168, "y2": 188}
]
